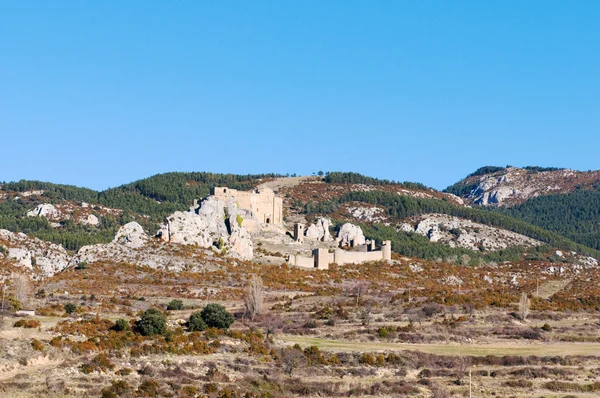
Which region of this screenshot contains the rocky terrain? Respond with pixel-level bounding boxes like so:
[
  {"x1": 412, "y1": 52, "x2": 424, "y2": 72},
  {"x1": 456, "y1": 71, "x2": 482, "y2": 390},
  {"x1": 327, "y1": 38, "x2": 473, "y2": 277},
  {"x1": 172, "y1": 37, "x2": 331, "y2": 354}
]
[
  {"x1": 26, "y1": 202, "x2": 120, "y2": 227},
  {"x1": 447, "y1": 166, "x2": 600, "y2": 207},
  {"x1": 0, "y1": 229, "x2": 71, "y2": 277},
  {"x1": 2, "y1": 171, "x2": 600, "y2": 281},
  {"x1": 156, "y1": 196, "x2": 255, "y2": 260},
  {"x1": 2, "y1": 171, "x2": 600, "y2": 397},
  {"x1": 398, "y1": 213, "x2": 541, "y2": 251}
]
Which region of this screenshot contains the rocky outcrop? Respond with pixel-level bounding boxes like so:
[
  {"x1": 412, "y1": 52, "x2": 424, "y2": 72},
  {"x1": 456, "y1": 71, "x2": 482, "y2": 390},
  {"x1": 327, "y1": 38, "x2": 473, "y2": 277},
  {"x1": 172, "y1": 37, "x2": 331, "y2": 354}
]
[
  {"x1": 337, "y1": 223, "x2": 366, "y2": 247},
  {"x1": 400, "y1": 213, "x2": 541, "y2": 251},
  {"x1": 81, "y1": 214, "x2": 99, "y2": 226},
  {"x1": 451, "y1": 167, "x2": 600, "y2": 207},
  {"x1": 158, "y1": 197, "x2": 228, "y2": 247},
  {"x1": 0, "y1": 229, "x2": 70, "y2": 276},
  {"x1": 27, "y1": 204, "x2": 62, "y2": 220},
  {"x1": 305, "y1": 218, "x2": 333, "y2": 241},
  {"x1": 157, "y1": 195, "x2": 255, "y2": 260},
  {"x1": 26, "y1": 203, "x2": 106, "y2": 227},
  {"x1": 73, "y1": 221, "x2": 208, "y2": 271},
  {"x1": 468, "y1": 172, "x2": 527, "y2": 206},
  {"x1": 1, "y1": 221, "x2": 206, "y2": 277},
  {"x1": 414, "y1": 219, "x2": 445, "y2": 242},
  {"x1": 345, "y1": 206, "x2": 386, "y2": 222},
  {"x1": 113, "y1": 222, "x2": 148, "y2": 249}
]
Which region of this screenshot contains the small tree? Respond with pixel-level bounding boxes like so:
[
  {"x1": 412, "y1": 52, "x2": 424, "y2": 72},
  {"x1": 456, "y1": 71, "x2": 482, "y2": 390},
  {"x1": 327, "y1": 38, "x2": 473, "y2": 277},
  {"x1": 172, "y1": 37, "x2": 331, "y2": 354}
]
[
  {"x1": 259, "y1": 312, "x2": 284, "y2": 340},
  {"x1": 279, "y1": 346, "x2": 305, "y2": 376},
  {"x1": 519, "y1": 292, "x2": 531, "y2": 321},
  {"x1": 64, "y1": 303, "x2": 77, "y2": 315},
  {"x1": 243, "y1": 275, "x2": 264, "y2": 320},
  {"x1": 137, "y1": 308, "x2": 167, "y2": 336},
  {"x1": 353, "y1": 281, "x2": 369, "y2": 308},
  {"x1": 359, "y1": 305, "x2": 372, "y2": 326},
  {"x1": 455, "y1": 356, "x2": 471, "y2": 385},
  {"x1": 167, "y1": 300, "x2": 184, "y2": 311},
  {"x1": 201, "y1": 304, "x2": 234, "y2": 329},
  {"x1": 188, "y1": 311, "x2": 207, "y2": 332}
]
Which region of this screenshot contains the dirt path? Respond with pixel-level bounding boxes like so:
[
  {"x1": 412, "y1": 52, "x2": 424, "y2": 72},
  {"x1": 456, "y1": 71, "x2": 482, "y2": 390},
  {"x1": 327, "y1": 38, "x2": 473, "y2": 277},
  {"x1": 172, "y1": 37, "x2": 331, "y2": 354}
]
[{"x1": 279, "y1": 335, "x2": 600, "y2": 357}]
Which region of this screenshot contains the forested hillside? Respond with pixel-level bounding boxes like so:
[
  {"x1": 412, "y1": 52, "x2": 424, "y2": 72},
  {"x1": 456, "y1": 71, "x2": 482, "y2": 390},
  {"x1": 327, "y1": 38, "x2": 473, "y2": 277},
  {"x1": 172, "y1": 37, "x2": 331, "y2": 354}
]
[
  {"x1": 324, "y1": 172, "x2": 429, "y2": 190},
  {"x1": 498, "y1": 190, "x2": 600, "y2": 251},
  {"x1": 443, "y1": 166, "x2": 600, "y2": 251},
  {"x1": 301, "y1": 190, "x2": 600, "y2": 259},
  {"x1": 3, "y1": 171, "x2": 600, "y2": 260},
  {"x1": 0, "y1": 172, "x2": 279, "y2": 250}
]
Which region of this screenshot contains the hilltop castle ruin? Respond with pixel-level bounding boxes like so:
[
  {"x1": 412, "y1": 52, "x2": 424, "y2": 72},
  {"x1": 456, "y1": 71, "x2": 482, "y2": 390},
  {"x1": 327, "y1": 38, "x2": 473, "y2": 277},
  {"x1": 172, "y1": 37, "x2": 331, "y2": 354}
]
[
  {"x1": 212, "y1": 186, "x2": 283, "y2": 225},
  {"x1": 212, "y1": 186, "x2": 392, "y2": 269}
]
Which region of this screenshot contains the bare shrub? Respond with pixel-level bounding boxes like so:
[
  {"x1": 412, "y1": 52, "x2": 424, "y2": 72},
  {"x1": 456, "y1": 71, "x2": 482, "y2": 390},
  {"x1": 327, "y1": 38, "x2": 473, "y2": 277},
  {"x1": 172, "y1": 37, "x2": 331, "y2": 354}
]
[
  {"x1": 353, "y1": 281, "x2": 369, "y2": 308},
  {"x1": 279, "y1": 346, "x2": 306, "y2": 376},
  {"x1": 504, "y1": 379, "x2": 533, "y2": 388},
  {"x1": 12, "y1": 274, "x2": 32, "y2": 310},
  {"x1": 243, "y1": 275, "x2": 264, "y2": 320},
  {"x1": 359, "y1": 305, "x2": 372, "y2": 326},
  {"x1": 138, "y1": 363, "x2": 156, "y2": 377},
  {"x1": 519, "y1": 292, "x2": 530, "y2": 321},
  {"x1": 430, "y1": 381, "x2": 451, "y2": 398},
  {"x1": 257, "y1": 312, "x2": 284, "y2": 340},
  {"x1": 454, "y1": 356, "x2": 471, "y2": 385},
  {"x1": 422, "y1": 303, "x2": 444, "y2": 318}
]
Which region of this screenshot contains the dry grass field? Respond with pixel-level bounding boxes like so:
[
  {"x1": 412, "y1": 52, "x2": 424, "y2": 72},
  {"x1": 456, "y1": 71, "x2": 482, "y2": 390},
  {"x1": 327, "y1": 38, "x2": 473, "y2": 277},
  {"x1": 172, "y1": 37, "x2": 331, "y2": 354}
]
[{"x1": 2, "y1": 253, "x2": 600, "y2": 397}]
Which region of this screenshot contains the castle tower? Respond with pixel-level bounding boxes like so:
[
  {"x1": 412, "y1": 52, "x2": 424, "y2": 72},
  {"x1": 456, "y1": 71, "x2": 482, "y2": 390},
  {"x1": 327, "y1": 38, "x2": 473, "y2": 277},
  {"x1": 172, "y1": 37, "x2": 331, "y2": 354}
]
[
  {"x1": 314, "y1": 248, "x2": 329, "y2": 270},
  {"x1": 294, "y1": 223, "x2": 305, "y2": 243},
  {"x1": 382, "y1": 240, "x2": 392, "y2": 262}
]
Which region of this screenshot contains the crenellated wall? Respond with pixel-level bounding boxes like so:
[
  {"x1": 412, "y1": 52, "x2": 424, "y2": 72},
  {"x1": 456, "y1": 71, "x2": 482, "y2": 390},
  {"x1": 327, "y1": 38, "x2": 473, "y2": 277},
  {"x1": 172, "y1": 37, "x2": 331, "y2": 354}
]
[{"x1": 289, "y1": 241, "x2": 391, "y2": 269}]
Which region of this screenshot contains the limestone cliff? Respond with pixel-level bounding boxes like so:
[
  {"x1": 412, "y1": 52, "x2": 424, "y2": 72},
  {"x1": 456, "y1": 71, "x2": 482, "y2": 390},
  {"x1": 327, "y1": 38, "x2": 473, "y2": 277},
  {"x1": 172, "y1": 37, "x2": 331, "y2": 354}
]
[
  {"x1": 156, "y1": 195, "x2": 255, "y2": 260},
  {"x1": 448, "y1": 167, "x2": 600, "y2": 207}
]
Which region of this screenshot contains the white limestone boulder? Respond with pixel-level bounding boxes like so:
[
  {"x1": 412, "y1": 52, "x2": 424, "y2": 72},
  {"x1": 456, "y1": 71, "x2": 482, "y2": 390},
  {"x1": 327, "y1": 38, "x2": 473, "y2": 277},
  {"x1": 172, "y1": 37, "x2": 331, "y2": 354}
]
[
  {"x1": 305, "y1": 218, "x2": 333, "y2": 241},
  {"x1": 113, "y1": 222, "x2": 148, "y2": 249},
  {"x1": 157, "y1": 196, "x2": 229, "y2": 247},
  {"x1": 81, "y1": 214, "x2": 100, "y2": 226},
  {"x1": 27, "y1": 204, "x2": 62, "y2": 220},
  {"x1": 337, "y1": 223, "x2": 366, "y2": 246}
]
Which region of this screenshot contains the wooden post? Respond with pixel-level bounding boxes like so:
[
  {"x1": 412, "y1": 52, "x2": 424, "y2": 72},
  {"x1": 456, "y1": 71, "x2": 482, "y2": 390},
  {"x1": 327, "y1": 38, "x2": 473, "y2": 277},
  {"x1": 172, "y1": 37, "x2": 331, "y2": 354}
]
[{"x1": 469, "y1": 368, "x2": 472, "y2": 398}]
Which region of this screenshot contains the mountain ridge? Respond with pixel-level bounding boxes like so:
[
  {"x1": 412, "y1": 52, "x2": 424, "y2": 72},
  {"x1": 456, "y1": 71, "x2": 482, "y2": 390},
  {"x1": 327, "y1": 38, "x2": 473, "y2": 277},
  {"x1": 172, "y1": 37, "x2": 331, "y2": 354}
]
[{"x1": 2, "y1": 170, "x2": 600, "y2": 263}]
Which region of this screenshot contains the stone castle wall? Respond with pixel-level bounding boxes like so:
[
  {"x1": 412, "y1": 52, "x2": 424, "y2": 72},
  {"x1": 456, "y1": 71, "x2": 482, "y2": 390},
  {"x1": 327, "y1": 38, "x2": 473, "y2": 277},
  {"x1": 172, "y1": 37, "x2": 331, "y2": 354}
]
[
  {"x1": 213, "y1": 187, "x2": 283, "y2": 225},
  {"x1": 290, "y1": 241, "x2": 392, "y2": 270}
]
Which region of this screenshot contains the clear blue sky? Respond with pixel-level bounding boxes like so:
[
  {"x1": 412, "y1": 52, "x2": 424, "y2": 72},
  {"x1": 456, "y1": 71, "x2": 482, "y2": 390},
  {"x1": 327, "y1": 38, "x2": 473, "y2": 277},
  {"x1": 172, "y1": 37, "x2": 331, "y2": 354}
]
[{"x1": 1, "y1": 2, "x2": 599, "y2": 191}]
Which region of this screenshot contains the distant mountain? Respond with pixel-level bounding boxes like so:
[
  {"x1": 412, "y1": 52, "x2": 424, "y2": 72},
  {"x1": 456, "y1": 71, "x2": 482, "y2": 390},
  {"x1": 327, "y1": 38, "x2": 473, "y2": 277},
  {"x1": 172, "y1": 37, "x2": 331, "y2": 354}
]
[
  {"x1": 279, "y1": 173, "x2": 600, "y2": 261},
  {"x1": 445, "y1": 166, "x2": 600, "y2": 251},
  {"x1": 445, "y1": 166, "x2": 600, "y2": 207}
]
